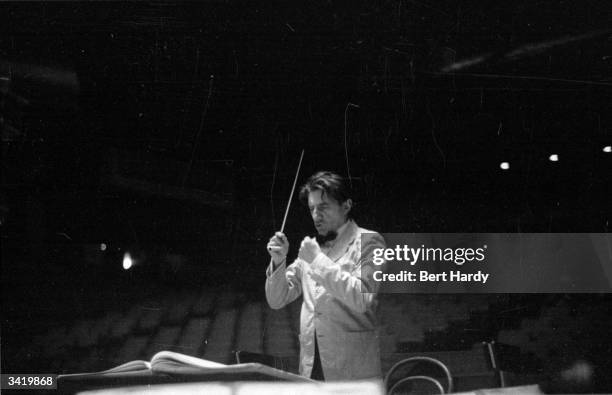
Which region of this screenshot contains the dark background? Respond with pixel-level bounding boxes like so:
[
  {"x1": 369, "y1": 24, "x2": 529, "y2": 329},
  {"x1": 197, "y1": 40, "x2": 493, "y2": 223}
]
[{"x1": 1, "y1": 1, "x2": 611, "y2": 391}]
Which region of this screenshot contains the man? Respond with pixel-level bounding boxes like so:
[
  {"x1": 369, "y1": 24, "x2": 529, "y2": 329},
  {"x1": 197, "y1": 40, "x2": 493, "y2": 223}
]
[{"x1": 265, "y1": 171, "x2": 386, "y2": 381}]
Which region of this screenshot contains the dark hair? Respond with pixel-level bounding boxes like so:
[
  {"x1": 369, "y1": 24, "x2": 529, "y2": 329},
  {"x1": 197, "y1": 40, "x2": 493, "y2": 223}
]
[{"x1": 299, "y1": 171, "x2": 353, "y2": 214}]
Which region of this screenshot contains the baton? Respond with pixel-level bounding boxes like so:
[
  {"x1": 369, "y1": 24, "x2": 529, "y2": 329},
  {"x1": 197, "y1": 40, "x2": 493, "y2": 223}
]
[{"x1": 268, "y1": 149, "x2": 305, "y2": 258}]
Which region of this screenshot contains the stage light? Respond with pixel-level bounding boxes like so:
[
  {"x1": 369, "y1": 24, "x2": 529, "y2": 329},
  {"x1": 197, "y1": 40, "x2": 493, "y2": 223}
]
[
  {"x1": 100, "y1": 243, "x2": 107, "y2": 251},
  {"x1": 604, "y1": 146, "x2": 611, "y2": 153},
  {"x1": 123, "y1": 252, "x2": 133, "y2": 270},
  {"x1": 500, "y1": 162, "x2": 510, "y2": 170},
  {"x1": 549, "y1": 154, "x2": 559, "y2": 162}
]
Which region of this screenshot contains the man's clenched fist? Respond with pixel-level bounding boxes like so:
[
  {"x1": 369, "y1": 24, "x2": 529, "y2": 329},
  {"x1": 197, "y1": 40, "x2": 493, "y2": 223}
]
[
  {"x1": 298, "y1": 236, "x2": 322, "y2": 264},
  {"x1": 267, "y1": 232, "x2": 289, "y2": 266}
]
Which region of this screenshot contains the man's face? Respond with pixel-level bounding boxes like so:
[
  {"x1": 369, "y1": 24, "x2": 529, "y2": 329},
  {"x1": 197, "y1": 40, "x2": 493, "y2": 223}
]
[{"x1": 307, "y1": 190, "x2": 351, "y2": 236}]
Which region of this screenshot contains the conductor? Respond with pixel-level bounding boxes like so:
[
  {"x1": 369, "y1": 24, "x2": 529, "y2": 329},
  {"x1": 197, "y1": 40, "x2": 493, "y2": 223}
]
[{"x1": 265, "y1": 171, "x2": 386, "y2": 381}]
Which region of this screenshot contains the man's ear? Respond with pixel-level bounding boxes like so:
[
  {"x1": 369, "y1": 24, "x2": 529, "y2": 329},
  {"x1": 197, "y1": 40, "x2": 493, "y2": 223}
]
[{"x1": 343, "y1": 199, "x2": 353, "y2": 215}]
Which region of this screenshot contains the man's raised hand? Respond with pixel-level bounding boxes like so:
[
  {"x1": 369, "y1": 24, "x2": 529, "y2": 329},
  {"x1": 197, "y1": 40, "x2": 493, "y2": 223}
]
[
  {"x1": 267, "y1": 232, "x2": 289, "y2": 266},
  {"x1": 298, "y1": 236, "x2": 322, "y2": 264}
]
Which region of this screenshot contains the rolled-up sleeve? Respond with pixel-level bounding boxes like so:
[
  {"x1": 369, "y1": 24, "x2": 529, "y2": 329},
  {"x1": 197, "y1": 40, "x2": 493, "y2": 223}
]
[
  {"x1": 309, "y1": 232, "x2": 386, "y2": 313},
  {"x1": 265, "y1": 259, "x2": 303, "y2": 309}
]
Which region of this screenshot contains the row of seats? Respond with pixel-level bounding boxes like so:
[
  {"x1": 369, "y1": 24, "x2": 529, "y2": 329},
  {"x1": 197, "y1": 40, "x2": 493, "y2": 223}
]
[
  {"x1": 32, "y1": 292, "x2": 299, "y2": 373},
  {"x1": 31, "y1": 290, "x2": 533, "y2": 375}
]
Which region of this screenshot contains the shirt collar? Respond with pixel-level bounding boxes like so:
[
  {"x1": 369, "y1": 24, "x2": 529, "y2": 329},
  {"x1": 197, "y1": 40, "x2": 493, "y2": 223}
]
[
  {"x1": 324, "y1": 219, "x2": 358, "y2": 262},
  {"x1": 335, "y1": 220, "x2": 350, "y2": 239}
]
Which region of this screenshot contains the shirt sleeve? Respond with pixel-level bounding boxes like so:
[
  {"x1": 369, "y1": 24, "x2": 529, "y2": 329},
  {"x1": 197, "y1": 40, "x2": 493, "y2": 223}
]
[
  {"x1": 309, "y1": 232, "x2": 386, "y2": 313},
  {"x1": 265, "y1": 258, "x2": 303, "y2": 309}
]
